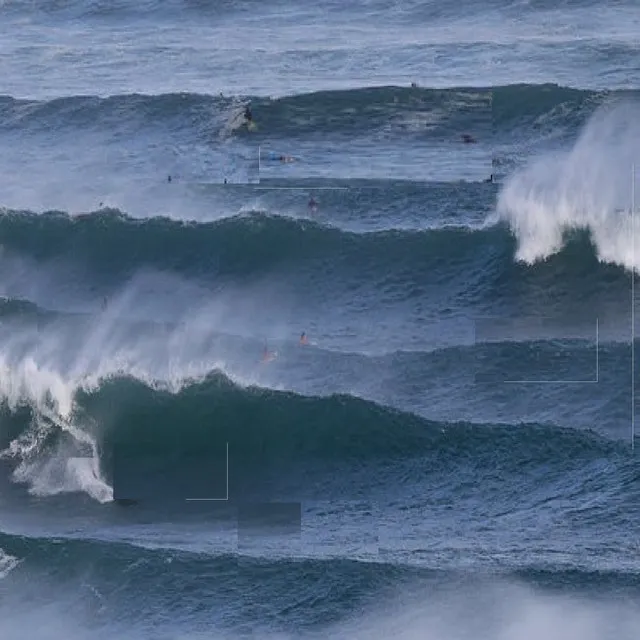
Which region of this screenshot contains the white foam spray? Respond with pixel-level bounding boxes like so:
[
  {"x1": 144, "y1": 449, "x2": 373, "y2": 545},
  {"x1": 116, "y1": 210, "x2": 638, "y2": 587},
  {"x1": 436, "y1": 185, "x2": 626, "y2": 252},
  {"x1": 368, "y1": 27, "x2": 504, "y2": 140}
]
[
  {"x1": 495, "y1": 99, "x2": 640, "y2": 271},
  {"x1": 0, "y1": 273, "x2": 289, "y2": 503},
  {"x1": 0, "y1": 548, "x2": 20, "y2": 579}
]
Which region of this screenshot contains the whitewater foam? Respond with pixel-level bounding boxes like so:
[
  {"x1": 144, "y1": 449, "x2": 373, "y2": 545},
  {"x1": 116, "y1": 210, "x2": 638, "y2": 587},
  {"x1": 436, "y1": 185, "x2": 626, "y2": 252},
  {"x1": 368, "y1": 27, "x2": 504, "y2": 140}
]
[
  {"x1": 0, "y1": 548, "x2": 20, "y2": 579},
  {"x1": 495, "y1": 99, "x2": 640, "y2": 271}
]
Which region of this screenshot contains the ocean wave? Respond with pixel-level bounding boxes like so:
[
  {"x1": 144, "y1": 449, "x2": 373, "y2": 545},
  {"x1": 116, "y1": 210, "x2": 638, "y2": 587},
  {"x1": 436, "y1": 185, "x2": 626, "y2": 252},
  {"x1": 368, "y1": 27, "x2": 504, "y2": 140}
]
[
  {"x1": 0, "y1": 207, "x2": 501, "y2": 279},
  {"x1": 3, "y1": 528, "x2": 640, "y2": 589},
  {"x1": 2, "y1": 84, "x2": 633, "y2": 141},
  {"x1": 0, "y1": 365, "x2": 626, "y2": 505},
  {"x1": 0, "y1": 86, "x2": 490, "y2": 142},
  {"x1": 2, "y1": 529, "x2": 640, "y2": 639},
  {"x1": 0, "y1": 206, "x2": 635, "y2": 306},
  {"x1": 94, "y1": 372, "x2": 622, "y2": 464}
]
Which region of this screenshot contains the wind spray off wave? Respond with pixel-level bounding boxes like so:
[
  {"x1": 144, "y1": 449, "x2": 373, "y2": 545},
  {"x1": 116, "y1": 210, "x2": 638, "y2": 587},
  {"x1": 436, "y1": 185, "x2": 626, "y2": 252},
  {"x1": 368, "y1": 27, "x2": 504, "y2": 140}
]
[{"x1": 496, "y1": 100, "x2": 640, "y2": 271}]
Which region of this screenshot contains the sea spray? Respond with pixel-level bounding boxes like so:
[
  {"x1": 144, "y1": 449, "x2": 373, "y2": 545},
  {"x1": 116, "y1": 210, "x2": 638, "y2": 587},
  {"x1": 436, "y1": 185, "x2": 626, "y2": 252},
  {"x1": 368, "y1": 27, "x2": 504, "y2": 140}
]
[{"x1": 496, "y1": 99, "x2": 640, "y2": 270}]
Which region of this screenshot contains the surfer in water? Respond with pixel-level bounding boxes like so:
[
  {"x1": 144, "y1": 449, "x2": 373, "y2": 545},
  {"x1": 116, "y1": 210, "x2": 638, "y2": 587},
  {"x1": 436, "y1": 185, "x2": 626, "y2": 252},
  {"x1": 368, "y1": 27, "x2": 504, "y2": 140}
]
[
  {"x1": 461, "y1": 134, "x2": 477, "y2": 144},
  {"x1": 244, "y1": 104, "x2": 253, "y2": 123},
  {"x1": 261, "y1": 343, "x2": 276, "y2": 362},
  {"x1": 300, "y1": 332, "x2": 309, "y2": 345},
  {"x1": 267, "y1": 152, "x2": 295, "y2": 163},
  {"x1": 308, "y1": 196, "x2": 318, "y2": 212}
]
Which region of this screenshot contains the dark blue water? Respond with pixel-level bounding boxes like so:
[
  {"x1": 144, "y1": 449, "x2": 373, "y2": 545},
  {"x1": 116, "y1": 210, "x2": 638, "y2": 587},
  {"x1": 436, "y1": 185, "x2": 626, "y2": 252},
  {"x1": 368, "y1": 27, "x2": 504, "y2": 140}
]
[{"x1": 1, "y1": 1, "x2": 640, "y2": 638}]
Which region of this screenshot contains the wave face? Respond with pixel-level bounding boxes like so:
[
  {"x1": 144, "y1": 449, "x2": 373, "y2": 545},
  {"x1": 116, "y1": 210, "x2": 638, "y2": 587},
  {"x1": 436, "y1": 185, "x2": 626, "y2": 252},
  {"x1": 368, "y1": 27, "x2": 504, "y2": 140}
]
[
  {"x1": 0, "y1": 84, "x2": 633, "y2": 141},
  {"x1": 3, "y1": 528, "x2": 640, "y2": 640},
  {"x1": 0, "y1": 206, "x2": 633, "y2": 320},
  {"x1": 2, "y1": 83, "x2": 637, "y2": 205}
]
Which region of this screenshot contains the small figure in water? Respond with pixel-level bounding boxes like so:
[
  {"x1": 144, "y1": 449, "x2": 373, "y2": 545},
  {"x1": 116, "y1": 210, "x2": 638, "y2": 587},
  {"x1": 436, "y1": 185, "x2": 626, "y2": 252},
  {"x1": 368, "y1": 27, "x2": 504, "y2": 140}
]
[
  {"x1": 168, "y1": 175, "x2": 172, "y2": 183},
  {"x1": 300, "y1": 332, "x2": 309, "y2": 345},
  {"x1": 224, "y1": 178, "x2": 228, "y2": 184},
  {"x1": 461, "y1": 134, "x2": 477, "y2": 144},
  {"x1": 244, "y1": 104, "x2": 253, "y2": 122},
  {"x1": 484, "y1": 174, "x2": 493, "y2": 183},
  {"x1": 261, "y1": 343, "x2": 276, "y2": 362},
  {"x1": 308, "y1": 196, "x2": 318, "y2": 212},
  {"x1": 267, "y1": 152, "x2": 295, "y2": 163}
]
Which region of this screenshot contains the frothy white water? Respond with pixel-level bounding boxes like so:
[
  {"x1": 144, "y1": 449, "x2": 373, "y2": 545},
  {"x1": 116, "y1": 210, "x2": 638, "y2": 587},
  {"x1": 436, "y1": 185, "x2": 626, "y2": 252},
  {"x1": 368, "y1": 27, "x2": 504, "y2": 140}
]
[
  {"x1": 495, "y1": 99, "x2": 640, "y2": 271},
  {"x1": 0, "y1": 364, "x2": 113, "y2": 503},
  {"x1": 0, "y1": 548, "x2": 20, "y2": 579}
]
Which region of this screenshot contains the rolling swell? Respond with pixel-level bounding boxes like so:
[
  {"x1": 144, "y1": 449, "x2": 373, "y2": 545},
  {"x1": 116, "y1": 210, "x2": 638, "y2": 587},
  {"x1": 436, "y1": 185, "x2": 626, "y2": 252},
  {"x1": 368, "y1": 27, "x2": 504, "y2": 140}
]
[
  {"x1": 4, "y1": 531, "x2": 640, "y2": 633},
  {"x1": 0, "y1": 208, "x2": 632, "y2": 296},
  {"x1": 0, "y1": 208, "x2": 503, "y2": 281},
  {"x1": 3, "y1": 531, "x2": 640, "y2": 596},
  {"x1": 1, "y1": 85, "x2": 632, "y2": 140},
  {"x1": 0, "y1": 532, "x2": 402, "y2": 635},
  {"x1": 0, "y1": 92, "x2": 215, "y2": 136},
  {"x1": 4, "y1": 530, "x2": 640, "y2": 639},
  {"x1": 93, "y1": 373, "x2": 623, "y2": 463},
  {"x1": 0, "y1": 370, "x2": 626, "y2": 489}
]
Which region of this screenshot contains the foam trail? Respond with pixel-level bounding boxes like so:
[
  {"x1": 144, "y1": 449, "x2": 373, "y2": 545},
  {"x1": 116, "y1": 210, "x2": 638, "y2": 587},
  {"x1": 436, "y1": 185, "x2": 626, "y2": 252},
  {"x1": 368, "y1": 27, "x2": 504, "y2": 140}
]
[
  {"x1": 0, "y1": 548, "x2": 20, "y2": 579},
  {"x1": 495, "y1": 100, "x2": 640, "y2": 271}
]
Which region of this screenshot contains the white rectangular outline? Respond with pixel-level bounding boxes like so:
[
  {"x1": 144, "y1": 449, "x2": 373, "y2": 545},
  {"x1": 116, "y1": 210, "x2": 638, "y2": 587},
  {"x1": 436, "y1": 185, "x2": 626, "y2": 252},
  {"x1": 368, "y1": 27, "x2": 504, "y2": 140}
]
[{"x1": 185, "y1": 442, "x2": 229, "y2": 502}]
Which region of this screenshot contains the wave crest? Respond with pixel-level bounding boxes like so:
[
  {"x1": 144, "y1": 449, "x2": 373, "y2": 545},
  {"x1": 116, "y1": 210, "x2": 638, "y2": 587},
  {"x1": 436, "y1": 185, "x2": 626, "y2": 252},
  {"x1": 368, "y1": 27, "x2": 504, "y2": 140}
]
[{"x1": 496, "y1": 99, "x2": 640, "y2": 271}]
